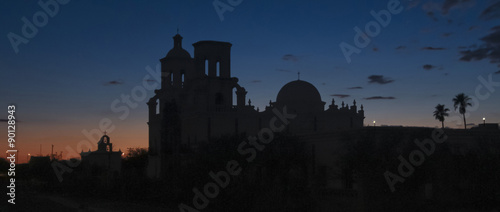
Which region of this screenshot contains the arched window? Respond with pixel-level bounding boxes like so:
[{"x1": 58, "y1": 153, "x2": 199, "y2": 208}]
[
  {"x1": 170, "y1": 70, "x2": 174, "y2": 85},
  {"x1": 181, "y1": 70, "x2": 185, "y2": 87},
  {"x1": 205, "y1": 59, "x2": 209, "y2": 75},
  {"x1": 156, "y1": 99, "x2": 160, "y2": 114},
  {"x1": 232, "y1": 87, "x2": 237, "y2": 106},
  {"x1": 216, "y1": 61, "x2": 220, "y2": 77}
]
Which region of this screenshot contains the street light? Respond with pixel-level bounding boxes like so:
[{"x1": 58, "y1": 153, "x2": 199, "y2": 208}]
[
  {"x1": 483, "y1": 117, "x2": 486, "y2": 127},
  {"x1": 373, "y1": 120, "x2": 376, "y2": 127},
  {"x1": 27, "y1": 153, "x2": 30, "y2": 163}
]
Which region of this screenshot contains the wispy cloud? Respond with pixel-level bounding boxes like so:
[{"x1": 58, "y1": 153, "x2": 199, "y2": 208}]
[
  {"x1": 330, "y1": 94, "x2": 350, "y2": 98},
  {"x1": 364, "y1": 96, "x2": 396, "y2": 100},
  {"x1": 348, "y1": 86, "x2": 363, "y2": 89},
  {"x1": 104, "y1": 80, "x2": 124, "y2": 86},
  {"x1": 282, "y1": 54, "x2": 299, "y2": 62},
  {"x1": 422, "y1": 46, "x2": 446, "y2": 50},
  {"x1": 443, "y1": 32, "x2": 453, "y2": 37},
  {"x1": 442, "y1": 0, "x2": 474, "y2": 15},
  {"x1": 468, "y1": 25, "x2": 479, "y2": 31},
  {"x1": 395, "y1": 45, "x2": 406, "y2": 50},
  {"x1": 480, "y1": 1, "x2": 500, "y2": 20},
  {"x1": 368, "y1": 75, "x2": 394, "y2": 84},
  {"x1": 426, "y1": 11, "x2": 439, "y2": 21}
]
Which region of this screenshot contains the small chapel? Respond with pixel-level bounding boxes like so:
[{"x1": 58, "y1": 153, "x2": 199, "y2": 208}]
[{"x1": 80, "y1": 133, "x2": 122, "y2": 175}]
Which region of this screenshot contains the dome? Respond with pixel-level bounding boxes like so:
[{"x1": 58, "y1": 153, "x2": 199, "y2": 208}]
[
  {"x1": 165, "y1": 34, "x2": 191, "y2": 59},
  {"x1": 276, "y1": 80, "x2": 322, "y2": 104},
  {"x1": 166, "y1": 48, "x2": 191, "y2": 58}
]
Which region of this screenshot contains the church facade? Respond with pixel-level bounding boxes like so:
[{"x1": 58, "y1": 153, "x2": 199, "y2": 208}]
[{"x1": 146, "y1": 34, "x2": 365, "y2": 179}]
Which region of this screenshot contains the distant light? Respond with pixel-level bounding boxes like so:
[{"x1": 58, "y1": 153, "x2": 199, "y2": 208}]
[
  {"x1": 483, "y1": 117, "x2": 486, "y2": 121},
  {"x1": 122, "y1": 153, "x2": 124, "y2": 156}
]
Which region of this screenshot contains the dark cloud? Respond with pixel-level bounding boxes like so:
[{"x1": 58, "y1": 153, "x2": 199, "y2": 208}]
[
  {"x1": 363, "y1": 96, "x2": 396, "y2": 100},
  {"x1": 104, "y1": 80, "x2": 124, "y2": 86},
  {"x1": 460, "y1": 26, "x2": 500, "y2": 65},
  {"x1": 368, "y1": 75, "x2": 394, "y2": 84},
  {"x1": 495, "y1": 70, "x2": 500, "y2": 74},
  {"x1": 480, "y1": 2, "x2": 500, "y2": 20},
  {"x1": 249, "y1": 80, "x2": 262, "y2": 83},
  {"x1": 282, "y1": 54, "x2": 299, "y2": 62},
  {"x1": 395, "y1": 46, "x2": 406, "y2": 50},
  {"x1": 460, "y1": 47, "x2": 492, "y2": 61},
  {"x1": 422, "y1": 47, "x2": 446, "y2": 50},
  {"x1": 372, "y1": 47, "x2": 379, "y2": 52},
  {"x1": 481, "y1": 28, "x2": 500, "y2": 44},
  {"x1": 276, "y1": 69, "x2": 292, "y2": 73},
  {"x1": 443, "y1": 32, "x2": 453, "y2": 37},
  {"x1": 423, "y1": 64, "x2": 436, "y2": 70},
  {"x1": 442, "y1": 0, "x2": 473, "y2": 14},
  {"x1": 348, "y1": 86, "x2": 363, "y2": 89},
  {"x1": 330, "y1": 94, "x2": 350, "y2": 98}
]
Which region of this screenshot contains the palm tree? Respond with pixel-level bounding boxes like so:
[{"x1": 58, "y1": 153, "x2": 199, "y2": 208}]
[
  {"x1": 452, "y1": 93, "x2": 472, "y2": 129},
  {"x1": 433, "y1": 104, "x2": 450, "y2": 128}
]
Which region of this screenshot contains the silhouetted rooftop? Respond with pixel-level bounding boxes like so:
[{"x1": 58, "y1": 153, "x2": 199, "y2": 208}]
[{"x1": 277, "y1": 80, "x2": 322, "y2": 104}]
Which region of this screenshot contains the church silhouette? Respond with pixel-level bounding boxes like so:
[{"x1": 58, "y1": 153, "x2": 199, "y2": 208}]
[{"x1": 147, "y1": 33, "x2": 365, "y2": 179}]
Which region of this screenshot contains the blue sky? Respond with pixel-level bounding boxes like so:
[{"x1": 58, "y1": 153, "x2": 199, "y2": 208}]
[{"x1": 1, "y1": 0, "x2": 499, "y2": 160}]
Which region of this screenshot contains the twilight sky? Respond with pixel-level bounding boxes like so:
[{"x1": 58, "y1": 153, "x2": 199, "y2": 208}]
[{"x1": 1, "y1": 0, "x2": 499, "y2": 162}]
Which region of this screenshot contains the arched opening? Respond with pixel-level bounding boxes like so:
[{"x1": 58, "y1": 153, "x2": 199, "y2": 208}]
[
  {"x1": 205, "y1": 59, "x2": 209, "y2": 76},
  {"x1": 216, "y1": 61, "x2": 220, "y2": 77},
  {"x1": 181, "y1": 70, "x2": 185, "y2": 88},
  {"x1": 170, "y1": 71, "x2": 174, "y2": 85},
  {"x1": 232, "y1": 87, "x2": 237, "y2": 107},
  {"x1": 156, "y1": 99, "x2": 160, "y2": 114}
]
